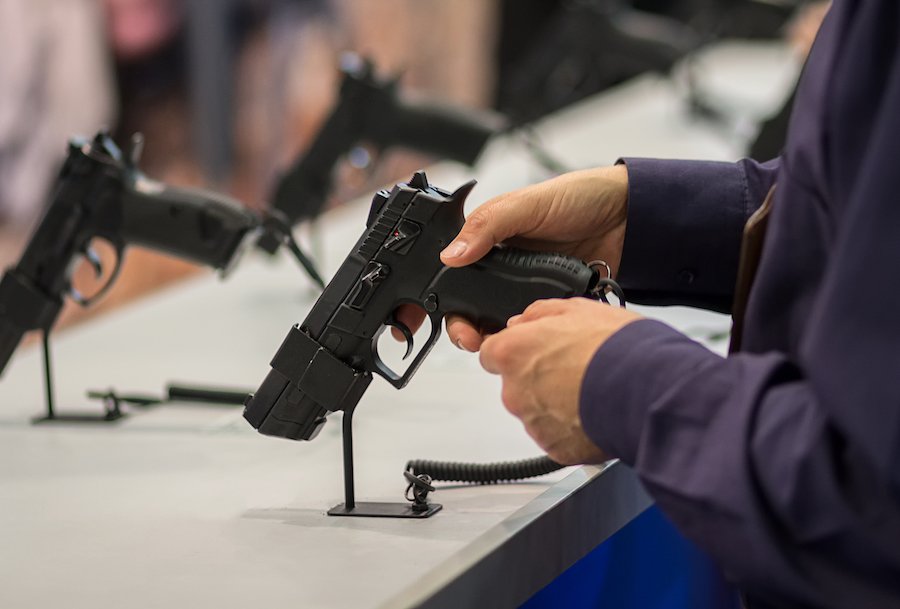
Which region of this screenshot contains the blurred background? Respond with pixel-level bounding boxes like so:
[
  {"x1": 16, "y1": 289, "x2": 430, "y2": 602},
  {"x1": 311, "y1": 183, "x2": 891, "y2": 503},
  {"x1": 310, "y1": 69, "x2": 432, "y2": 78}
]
[{"x1": 0, "y1": 0, "x2": 827, "y2": 330}]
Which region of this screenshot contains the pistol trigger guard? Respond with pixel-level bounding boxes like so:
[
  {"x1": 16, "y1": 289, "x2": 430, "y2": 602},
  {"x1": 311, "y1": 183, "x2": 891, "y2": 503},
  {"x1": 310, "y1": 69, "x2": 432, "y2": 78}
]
[
  {"x1": 395, "y1": 310, "x2": 443, "y2": 386},
  {"x1": 386, "y1": 314, "x2": 414, "y2": 360},
  {"x1": 370, "y1": 310, "x2": 443, "y2": 389}
]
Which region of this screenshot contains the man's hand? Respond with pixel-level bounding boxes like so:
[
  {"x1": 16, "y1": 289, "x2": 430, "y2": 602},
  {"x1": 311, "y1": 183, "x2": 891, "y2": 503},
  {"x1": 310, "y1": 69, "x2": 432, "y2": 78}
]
[
  {"x1": 479, "y1": 297, "x2": 641, "y2": 465},
  {"x1": 395, "y1": 164, "x2": 630, "y2": 347},
  {"x1": 441, "y1": 165, "x2": 628, "y2": 268},
  {"x1": 445, "y1": 165, "x2": 628, "y2": 350}
]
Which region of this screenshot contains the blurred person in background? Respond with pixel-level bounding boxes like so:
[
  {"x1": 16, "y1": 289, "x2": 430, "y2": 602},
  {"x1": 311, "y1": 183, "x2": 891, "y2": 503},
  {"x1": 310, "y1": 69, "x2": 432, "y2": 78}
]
[
  {"x1": 105, "y1": 0, "x2": 193, "y2": 180},
  {"x1": 106, "y1": 0, "x2": 182, "y2": 62},
  {"x1": 0, "y1": 0, "x2": 115, "y2": 230}
]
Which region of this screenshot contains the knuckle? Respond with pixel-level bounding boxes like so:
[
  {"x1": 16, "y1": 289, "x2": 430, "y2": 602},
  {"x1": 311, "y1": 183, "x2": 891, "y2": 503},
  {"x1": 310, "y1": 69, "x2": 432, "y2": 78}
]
[
  {"x1": 479, "y1": 336, "x2": 500, "y2": 370},
  {"x1": 480, "y1": 332, "x2": 522, "y2": 373},
  {"x1": 522, "y1": 299, "x2": 550, "y2": 317},
  {"x1": 522, "y1": 298, "x2": 564, "y2": 319},
  {"x1": 489, "y1": 339, "x2": 515, "y2": 369},
  {"x1": 501, "y1": 385, "x2": 524, "y2": 416},
  {"x1": 464, "y1": 208, "x2": 492, "y2": 233},
  {"x1": 523, "y1": 423, "x2": 551, "y2": 452},
  {"x1": 523, "y1": 299, "x2": 547, "y2": 313}
]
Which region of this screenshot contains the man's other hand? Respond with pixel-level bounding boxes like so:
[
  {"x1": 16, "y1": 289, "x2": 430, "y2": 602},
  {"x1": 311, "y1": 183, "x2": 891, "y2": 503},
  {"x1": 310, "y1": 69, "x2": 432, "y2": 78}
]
[{"x1": 479, "y1": 297, "x2": 641, "y2": 465}]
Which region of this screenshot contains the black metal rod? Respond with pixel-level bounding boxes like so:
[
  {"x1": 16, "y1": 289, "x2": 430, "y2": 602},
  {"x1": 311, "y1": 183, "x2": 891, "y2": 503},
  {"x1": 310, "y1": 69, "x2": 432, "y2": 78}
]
[
  {"x1": 166, "y1": 384, "x2": 249, "y2": 405},
  {"x1": 342, "y1": 407, "x2": 356, "y2": 510},
  {"x1": 41, "y1": 331, "x2": 55, "y2": 419}
]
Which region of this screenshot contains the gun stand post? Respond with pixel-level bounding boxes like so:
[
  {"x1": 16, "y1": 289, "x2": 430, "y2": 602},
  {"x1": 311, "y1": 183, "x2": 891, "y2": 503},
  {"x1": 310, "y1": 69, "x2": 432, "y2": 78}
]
[
  {"x1": 31, "y1": 329, "x2": 125, "y2": 424},
  {"x1": 327, "y1": 404, "x2": 441, "y2": 518}
]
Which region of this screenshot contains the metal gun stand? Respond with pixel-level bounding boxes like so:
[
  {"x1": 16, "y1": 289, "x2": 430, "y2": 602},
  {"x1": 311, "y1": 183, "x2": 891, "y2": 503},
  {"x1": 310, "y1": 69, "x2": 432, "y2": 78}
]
[
  {"x1": 328, "y1": 401, "x2": 441, "y2": 519},
  {"x1": 32, "y1": 329, "x2": 125, "y2": 423},
  {"x1": 272, "y1": 326, "x2": 440, "y2": 518},
  {"x1": 0, "y1": 265, "x2": 125, "y2": 423}
]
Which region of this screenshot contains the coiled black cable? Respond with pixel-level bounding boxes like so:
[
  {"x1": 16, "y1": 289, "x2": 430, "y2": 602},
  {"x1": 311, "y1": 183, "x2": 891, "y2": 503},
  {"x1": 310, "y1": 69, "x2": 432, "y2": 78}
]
[
  {"x1": 405, "y1": 456, "x2": 564, "y2": 484},
  {"x1": 403, "y1": 271, "x2": 626, "y2": 489}
]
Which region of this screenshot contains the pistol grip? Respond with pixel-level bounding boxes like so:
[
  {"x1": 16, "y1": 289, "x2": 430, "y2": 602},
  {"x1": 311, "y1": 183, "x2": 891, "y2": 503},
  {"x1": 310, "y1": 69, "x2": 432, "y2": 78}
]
[{"x1": 427, "y1": 247, "x2": 597, "y2": 333}]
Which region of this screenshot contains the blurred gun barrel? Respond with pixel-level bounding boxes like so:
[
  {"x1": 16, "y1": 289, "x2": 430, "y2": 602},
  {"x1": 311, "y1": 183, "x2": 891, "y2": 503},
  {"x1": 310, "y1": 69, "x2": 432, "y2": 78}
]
[{"x1": 377, "y1": 97, "x2": 505, "y2": 166}]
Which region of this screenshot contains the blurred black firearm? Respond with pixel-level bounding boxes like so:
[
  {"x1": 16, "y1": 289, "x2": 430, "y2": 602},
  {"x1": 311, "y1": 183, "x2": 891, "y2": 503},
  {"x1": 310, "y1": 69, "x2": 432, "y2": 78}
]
[
  {"x1": 257, "y1": 55, "x2": 506, "y2": 253},
  {"x1": 244, "y1": 171, "x2": 601, "y2": 441},
  {"x1": 0, "y1": 132, "x2": 264, "y2": 376},
  {"x1": 498, "y1": 0, "x2": 698, "y2": 123}
]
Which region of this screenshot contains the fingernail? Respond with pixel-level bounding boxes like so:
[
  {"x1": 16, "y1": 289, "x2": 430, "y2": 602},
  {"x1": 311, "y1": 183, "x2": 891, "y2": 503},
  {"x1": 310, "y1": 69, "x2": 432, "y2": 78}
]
[
  {"x1": 507, "y1": 314, "x2": 522, "y2": 326},
  {"x1": 442, "y1": 240, "x2": 468, "y2": 259},
  {"x1": 456, "y1": 338, "x2": 474, "y2": 352}
]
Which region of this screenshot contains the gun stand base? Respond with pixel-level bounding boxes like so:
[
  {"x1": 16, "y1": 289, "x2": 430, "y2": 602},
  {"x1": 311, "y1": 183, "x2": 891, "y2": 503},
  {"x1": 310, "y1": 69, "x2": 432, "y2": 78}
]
[
  {"x1": 328, "y1": 405, "x2": 441, "y2": 519},
  {"x1": 328, "y1": 502, "x2": 441, "y2": 518},
  {"x1": 31, "y1": 330, "x2": 126, "y2": 424}
]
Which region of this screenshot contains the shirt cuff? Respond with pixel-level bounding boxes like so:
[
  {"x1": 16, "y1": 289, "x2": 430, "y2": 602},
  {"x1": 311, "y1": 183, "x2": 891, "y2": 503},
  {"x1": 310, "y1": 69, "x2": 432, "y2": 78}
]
[
  {"x1": 616, "y1": 157, "x2": 759, "y2": 312},
  {"x1": 579, "y1": 318, "x2": 723, "y2": 465}
]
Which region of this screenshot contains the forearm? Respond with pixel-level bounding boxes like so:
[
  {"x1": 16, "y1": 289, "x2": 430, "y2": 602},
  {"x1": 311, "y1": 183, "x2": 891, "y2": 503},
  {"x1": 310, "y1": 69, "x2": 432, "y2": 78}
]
[{"x1": 617, "y1": 157, "x2": 779, "y2": 312}]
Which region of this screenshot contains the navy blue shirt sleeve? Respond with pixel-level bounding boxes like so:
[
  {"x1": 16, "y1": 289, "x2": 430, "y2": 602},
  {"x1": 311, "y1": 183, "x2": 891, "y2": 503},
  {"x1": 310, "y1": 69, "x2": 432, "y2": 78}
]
[
  {"x1": 579, "y1": 25, "x2": 900, "y2": 605},
  {"x1": 616, "y1": 157, "x2": 778, "y2": 313}
]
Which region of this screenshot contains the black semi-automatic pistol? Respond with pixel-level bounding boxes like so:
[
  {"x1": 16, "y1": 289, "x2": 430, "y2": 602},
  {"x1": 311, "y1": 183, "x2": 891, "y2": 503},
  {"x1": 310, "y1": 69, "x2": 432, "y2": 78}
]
[
  {"x1": 0, "y1": 131, "x2": 261, "y2": 376},
  {"x1": 244, "y1": 172, "x2": 602, "y2": 441}
]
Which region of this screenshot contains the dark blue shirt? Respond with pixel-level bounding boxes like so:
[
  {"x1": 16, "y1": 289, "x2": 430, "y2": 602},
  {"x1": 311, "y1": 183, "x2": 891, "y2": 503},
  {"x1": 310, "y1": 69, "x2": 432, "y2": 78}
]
[{"x1": 579, "y1": 2, "x2": 900, "y2": 607}]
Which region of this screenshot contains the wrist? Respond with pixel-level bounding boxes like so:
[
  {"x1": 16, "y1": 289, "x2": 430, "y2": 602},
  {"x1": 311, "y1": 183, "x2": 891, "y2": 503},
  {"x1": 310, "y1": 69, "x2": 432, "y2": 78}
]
[
  {"x1": 604, "y1": 163, "x2": 630, "y2": 227},
  {"x1": 592, "y1": 164, "x2": 629, "y2": 277}
]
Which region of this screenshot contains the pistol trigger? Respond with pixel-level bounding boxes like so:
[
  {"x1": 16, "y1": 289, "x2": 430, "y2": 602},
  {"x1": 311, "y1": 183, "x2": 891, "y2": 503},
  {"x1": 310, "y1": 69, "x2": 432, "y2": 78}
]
[
  {"x1": 82, "y1": 247, "x2": 103, "y2": 278},
  {"x1": 74, "y1": 242, "x2": 124, "y2": 307},
  {"x1": 387, "y1": 315, "x2": 415, "y2": 360}
]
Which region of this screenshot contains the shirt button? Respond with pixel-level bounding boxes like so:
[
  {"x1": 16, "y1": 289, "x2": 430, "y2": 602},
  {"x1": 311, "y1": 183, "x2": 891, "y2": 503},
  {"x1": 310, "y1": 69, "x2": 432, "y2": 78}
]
[{"x1": 677, "y1": 269, "x2": 696, "y2": 286}]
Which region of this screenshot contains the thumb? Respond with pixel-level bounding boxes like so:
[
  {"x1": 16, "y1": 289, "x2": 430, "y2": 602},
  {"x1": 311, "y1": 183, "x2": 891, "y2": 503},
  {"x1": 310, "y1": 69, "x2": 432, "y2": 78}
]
[{"x1": 440, "y1": 193, "x2": 543, "y2": 267}]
